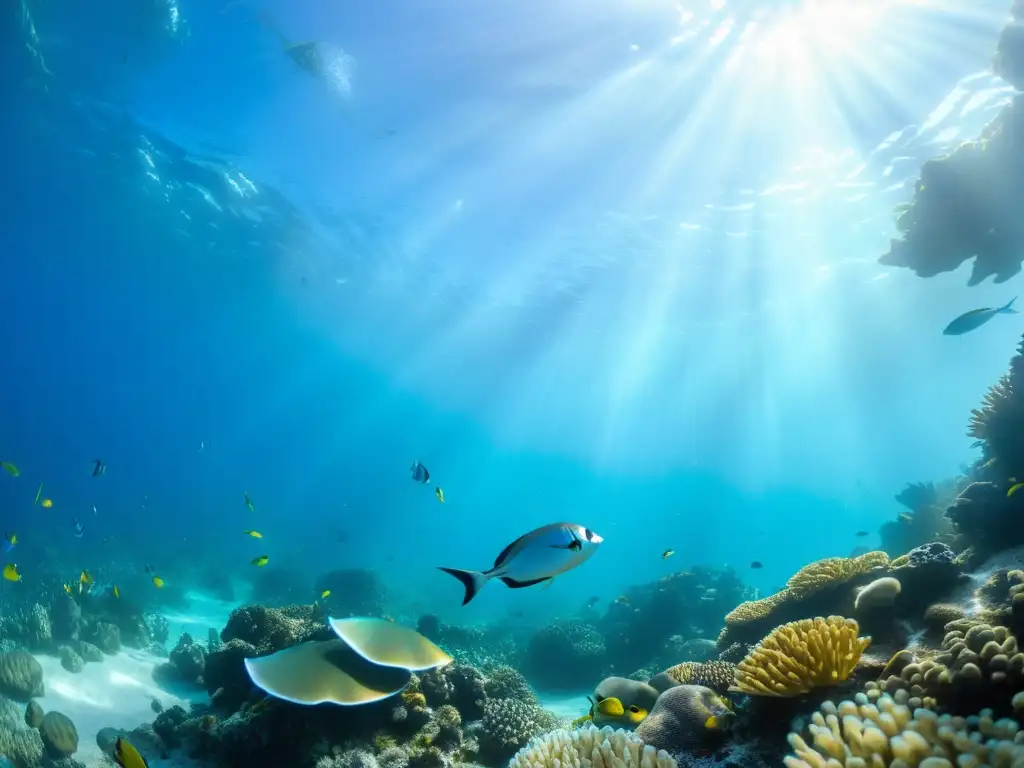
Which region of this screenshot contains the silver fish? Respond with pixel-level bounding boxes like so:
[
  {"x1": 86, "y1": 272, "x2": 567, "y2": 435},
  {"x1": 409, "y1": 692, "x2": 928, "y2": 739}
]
[
  {"x1": 943, "y1": 297, "x2": 1017, "y2": 335},
  {"x1": 438, "y1": 522, "x2": 602, "y2": 605}
]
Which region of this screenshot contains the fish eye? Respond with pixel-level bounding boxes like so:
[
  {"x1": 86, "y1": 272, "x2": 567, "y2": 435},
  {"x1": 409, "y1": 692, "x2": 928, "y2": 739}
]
[
  {"x1": 595, "y1": 695, "x2": 604, "y2": 703},
  {"x1": 629, "y1": 705, "x2": 640, "y2": 713},
  {"x1": 584, "y1": 528, "x2": 594, "y2": 540}
]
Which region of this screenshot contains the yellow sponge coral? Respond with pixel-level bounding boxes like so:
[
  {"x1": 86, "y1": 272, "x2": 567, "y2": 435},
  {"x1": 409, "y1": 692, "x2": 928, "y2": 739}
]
[
  {"x1": 787, "y1": 552, "x2": 890, "y2": 598},
  {"x1": 785, "y1": 690, "x2": 1024, "y2": 768},
  {"x1": 730, "y1": 616, "x2": 870, "y2": 697}
]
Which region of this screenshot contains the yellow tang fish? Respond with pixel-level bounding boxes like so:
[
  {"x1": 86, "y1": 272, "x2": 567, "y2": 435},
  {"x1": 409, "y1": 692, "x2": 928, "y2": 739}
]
[
  {"x1": 114, "y1": 736, "x2": 150, "y2": 768},
  {"x1": 0, "y1": 462, "x2": 18, "y2": 477},
  {"x1": 435, "y1": 487, "x2": 445, "y2": 503},
  {"x1": 251, "y1": 555, "x2": 269, "y2": 567},
  {"x1": 41, "y1": 499, "x2": 52, "y2": 509},
  {"x1": 320, "y1": 589, "x2": 331, "y2": 599},
  {"x1": 152, "y1": 576, "x2": 165, "y2": 589},
  {"x1": 113, "y1": 585, "x2": 120, "y2": 599},
  {"x1": 3, "y1": 564, "x2": 22, "y2": 582},
  {"x1": 62, "y1": 583, "x2": 72, "y2": 595},
  {"x1": 80, "y1": 570, "x2": 93, "y2": 585},
  {"x1": 1009, "y1": 480, "x2": 1024, "y2": 498},
  {"x1": 244, "y1": 530, "x2": 262, "y2": 539}
]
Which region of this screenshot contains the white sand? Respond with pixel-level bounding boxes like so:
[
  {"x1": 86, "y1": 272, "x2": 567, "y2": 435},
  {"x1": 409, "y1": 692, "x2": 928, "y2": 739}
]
[
  {"x1": 539, "y1": 692, "x2": 589, "y2": 721},
  {"x1": 34, "y1": 648, "x2": 198, "y2": 763}
]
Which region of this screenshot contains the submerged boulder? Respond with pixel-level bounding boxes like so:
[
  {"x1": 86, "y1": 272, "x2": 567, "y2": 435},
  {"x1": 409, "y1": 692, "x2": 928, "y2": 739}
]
[{"x1": 0, "y1": 651, "x2": 44, "y2": 701}]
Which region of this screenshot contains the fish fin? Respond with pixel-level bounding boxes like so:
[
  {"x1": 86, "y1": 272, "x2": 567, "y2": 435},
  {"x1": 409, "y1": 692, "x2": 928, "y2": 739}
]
[
  {"x1": 437, "y1": 567, "x2": 489, "y2": 605},
  {"x1": 1002, "y1": 296, "x2": 1019, "y2": 314},
  {"x1": 499, "y1": 576, "x2": 551, "y2": 589}
]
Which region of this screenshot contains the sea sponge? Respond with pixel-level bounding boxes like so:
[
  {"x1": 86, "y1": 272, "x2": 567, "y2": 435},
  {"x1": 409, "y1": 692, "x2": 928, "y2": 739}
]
[
  {"x1": 508, "y1": 724, "x2": 676, "y2": 768},
  {"x1": 787, "y1": 552, "x2": 890, "y2": 599},
  {"x1": 656, "y1": 662, "x2": 736, "y2": 696},
  {"x1": 853, "y1": 577, "x2": 901, "y2": 611},
  {"x1": 634, "y1": 685, "x2": 733, "y2": 752},
  {"x1": 730, "y1": 616, "x2": 871, "y2": 697},
  {"x1": 785, "y1": 690, "x2": 1024, "y2": 768}
]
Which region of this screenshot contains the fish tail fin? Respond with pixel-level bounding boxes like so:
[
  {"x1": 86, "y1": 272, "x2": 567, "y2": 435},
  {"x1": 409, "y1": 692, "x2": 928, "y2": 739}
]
[
  {"x1": 437, "y1": 567, "x2": 489, "y2": 605},
  {"x1": 1003, "y1": 296, "x2": 1019, "y2": 314}
]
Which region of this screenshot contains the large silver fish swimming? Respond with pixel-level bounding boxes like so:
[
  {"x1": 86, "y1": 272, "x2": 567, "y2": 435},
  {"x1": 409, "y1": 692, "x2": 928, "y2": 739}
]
[
  {"x1": 439, "y1": 522, "x2": 603, "y2": 605},
  {"x1": 943, "y1": 297, "x2": 1017, "y2": 335}
]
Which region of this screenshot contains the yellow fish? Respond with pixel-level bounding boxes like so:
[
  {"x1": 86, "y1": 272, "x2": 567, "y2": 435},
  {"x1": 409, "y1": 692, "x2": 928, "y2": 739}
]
[
  {"x1": 244, "y1": 530, "x2": 262, "y2": 539},
  {"x1": 662, "y1": 549, "x2": 675, "y2": 559},
  {"x1": 3, "y1": 564, "x2": 21, "y2": 582},
  {"x1": 320, "y1": 589, "x2": 331, "y2": 598},
  {"x1": 251, "y1": 555, "x2": 269, "y2": 567},
  {"x1": 41, "y1": 499, "x2": 52, "y2": 509},
  {"x1": 435, "y1": 487, "x2": 445, "y2": 503},
  {"x1": 113, "y1": 585, "x2": 120, "y2": 599},
  {"x1": 1, "y1": 462, "x2": 18, "y2": 477},
  {"x1": 114, "y1": 736, "x2": 149, "y2": 768},
  {"x1": 4, "y1": 532, "x2": 16, "y2": 547},
  {"x1": 1009, "y1": 480, "x2": 1024, "y2": 497},
  {"x1": 80, "y1": 570, "x2": 93, "y2": 585},
  {"x1": 152, "y1": 576, "x2": 165, "y2": 588},
  {"x1": 34, "y1": 483, "x2": 42, "y2": 504},
  {"x1": 244, "y1": 492, "x2": 255, "y2": 513},
  {"x1": 62, "y1": 583, "x2": 72, "y2": 595}
]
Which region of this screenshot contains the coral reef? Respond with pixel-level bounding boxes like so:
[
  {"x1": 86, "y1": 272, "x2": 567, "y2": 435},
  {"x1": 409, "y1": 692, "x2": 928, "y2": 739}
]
[
  {"x1": 522, "y1": 621, "x2": 606, "y2": 692},
  {"x1": 508, "y1": 724, "x2": 676, "y2": 768},
  {"x1": 634, "y1": 685, "x2": 734, "y2": 752},
  {"x1": 654, "y1": 662, "x2": 736, "y2": 697},
  {"x1": 730, "y1": 617, "x2": 870, "y2": 697},
  {"x1": 477, "y1": 698, "x2": 563, "y2": 764},
  {"x1": 880, "y1": 481, "x2": 958, "y2": 556}
]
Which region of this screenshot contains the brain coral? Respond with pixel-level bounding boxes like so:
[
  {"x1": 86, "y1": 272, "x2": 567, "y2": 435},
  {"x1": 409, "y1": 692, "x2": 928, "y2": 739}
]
[
  {"x1": 634, "y1": 685, "x2": 733, "y2": 752},
  {"x1": 660, "y1": 661, "x2": 736, "y2": 696},
  {"x1": 785, "y1": 690, "x2": 1024, "y2": 768},
  {"x1": 730, "y1": 616, "x2": 870, "y2": 697},
  {"x1": 509, "y1": 724, "x2": 676, "y2": 768}
]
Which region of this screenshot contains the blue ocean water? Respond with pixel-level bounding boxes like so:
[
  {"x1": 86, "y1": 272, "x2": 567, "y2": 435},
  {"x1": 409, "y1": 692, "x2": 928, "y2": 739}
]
[{"x1": 1, "y1": 0, "x2": 1022, "y2": 719}]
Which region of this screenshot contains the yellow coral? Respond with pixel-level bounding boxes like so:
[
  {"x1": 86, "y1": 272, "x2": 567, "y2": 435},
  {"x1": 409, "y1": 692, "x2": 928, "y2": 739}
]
[
  {"x1": 402, "y1": 691, "x2": 427, "y2": 709},
  {"x1": 724, "y1": 589, "x2": 791, "y2": 626},
  {"x1": 787, "y1": 552, "x2": 890, "y2": 598},
  {"x1": 785, "y1": 691, "x2": 1024, "y2": 768},
  {"x1": 729, "y1": 616, "x2": 870, "y2": 697},
  {"x1": 662, "y1": 661, "x2": 735, "y2": 695}
]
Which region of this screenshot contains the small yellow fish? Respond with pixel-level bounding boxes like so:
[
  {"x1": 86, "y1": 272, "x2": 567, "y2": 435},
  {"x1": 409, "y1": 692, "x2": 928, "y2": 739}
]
[
  {"x1": 3, "y1": 564, "x2": 21, "y2": 582},
  {"x1": 1009, "y1": 482, "x2": 1024, "y2": 498},
  {"x1": 62, "y1": 583, "x2": 72, "y2": 595},
  {"x1": 244, "y1": 530, "x2": 262, "y2": 539},
  {"x1": 5, "y1": 532, "x2": 16, "y2": 547},
  {"x1": 113, "y1": 585, "x2": 120, "y2": 599},
  {"x1": 435, "y1": 486, "x2": 445, "y2": 503},
  {"x1": 41, "y1": 499, "x2": 52, "y2": 509},
  {"x1": 251, "y1": 555, "x2": 269, "y2": 567},
  {"x1": 320, "y1": 589, "x2": 331, "y2": 599},
  {"x1": 244, "y1": 492, "x2": 255, "y2": 513},
  {"x1": 1, "y1": 462, "x2": 19, "y2": 477},
  {"x1": 114, "y1": 736, "x2": 149, "y2": 768},
  {"x1": 80, "y1": 570, "x2": 93, "y2": 585},
  {"x1": 662, "y1": 549, "x2": 675, "y2": 559},
  {"x1": 152, "y1": 575, "x2": 165, "y2": 588},
  {"x1": 34, "y1": 483, "x2": 42, "y2": 504}
]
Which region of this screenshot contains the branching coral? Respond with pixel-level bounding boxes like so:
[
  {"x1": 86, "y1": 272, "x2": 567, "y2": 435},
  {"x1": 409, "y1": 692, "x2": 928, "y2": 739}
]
[
  {"x1": 730, "y1": 616, "x2": 871, "y2": 697},
  {"x1": 785, "y1": 691, "x2": 1024, "y2": 768},
  {"x1": 509, "y1": 724, "x2": 676, "y2": 768},
  {"x1": 787, "y1": 552, "x2": 890, "y2": 599},
  {"x1": 659, "y1": 661, "x2": 736, "y2": 696}
]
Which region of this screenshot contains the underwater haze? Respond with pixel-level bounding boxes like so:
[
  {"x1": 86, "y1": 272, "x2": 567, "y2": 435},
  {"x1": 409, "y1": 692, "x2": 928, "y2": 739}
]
[{"x1": 5, "y1": 0, "x2": 1024, "y2": 763}]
